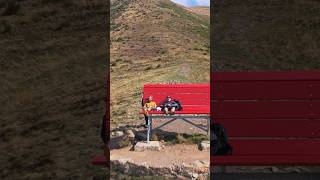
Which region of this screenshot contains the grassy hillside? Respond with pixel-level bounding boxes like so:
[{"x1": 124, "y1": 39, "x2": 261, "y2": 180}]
[
  {"x1": 0, "y1": 0, "x2": 108, "y2": 179},
  {"x1": 110, "y1": 0, "x2": 210, "y2": 128},
  {"x1": 212, "y1": 0, "x2": 320, "y2": 71},
  {"x1": 186, "y1": 6, "x2": 210, "y2": 16}
]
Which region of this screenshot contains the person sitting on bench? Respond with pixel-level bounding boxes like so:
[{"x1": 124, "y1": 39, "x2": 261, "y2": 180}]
[
  {"x1": 160, "y1": 96, "x2": 182, "y2": 115},
  {"x1": 143, "y1": 96, "x2": 157, "y2": 126}
]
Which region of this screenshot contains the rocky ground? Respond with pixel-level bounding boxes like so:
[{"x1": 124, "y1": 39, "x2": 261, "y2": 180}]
[
  {"x1": 109, "y1": 121, "x2": 210, "y2": 179},
  {"x1": 111, "y1": 144, "x2": 209, "y2": 179}
]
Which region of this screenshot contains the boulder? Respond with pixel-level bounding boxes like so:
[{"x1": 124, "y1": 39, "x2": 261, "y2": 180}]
[
  {"x1": 135, "y1": 132, "x2": 147, "y2": 141},
  {"x1": 200, "y1": 141, "x2": 210, "y2": 151},
  {"x1": 125, "y1": 129, "x2": 135, "y2": 138},
  {"x1": 134, "y1": 141, "x2": 161, "y2": 151},
  {"x1": 114, "y1": 130, "x2": 124, "y2": 137}
]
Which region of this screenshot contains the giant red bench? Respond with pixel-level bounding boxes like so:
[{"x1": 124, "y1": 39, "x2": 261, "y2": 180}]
[
  {"x1": 91, "y1": 83, "x2": 210, "y2": 165},
  {"x1": 141, "y1": 84, "x2": 210, "y2": 142},
  {"x1": 211, "y1": 71, "x2": 320, "y2": 165}
]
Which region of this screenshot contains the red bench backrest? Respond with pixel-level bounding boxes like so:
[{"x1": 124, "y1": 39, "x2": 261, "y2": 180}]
[
  {"x1": 211, "y1": 71, "x2": 320, "y2": 138},
  {"x1": 143, "y1": 84, "x2": 210, "y2": 111}
]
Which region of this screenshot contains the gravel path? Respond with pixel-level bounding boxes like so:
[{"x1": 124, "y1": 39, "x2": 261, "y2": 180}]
[{"x1": 111, "y1": 144, "x2": 209, "y2": 168}]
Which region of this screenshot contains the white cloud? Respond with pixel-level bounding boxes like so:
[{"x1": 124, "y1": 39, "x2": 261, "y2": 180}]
[
  {"x1": 194, "y1": 0, "x2": 210, "y2": 6},
  {"x1": 171, "y1": 0, "x2": 210, "y2": 7}
]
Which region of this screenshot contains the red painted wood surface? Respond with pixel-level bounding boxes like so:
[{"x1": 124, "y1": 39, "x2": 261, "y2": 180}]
[
  {"x1": 211, "y1": 71, "x2": 320, "y2": 81},
  {"x1": 140, "y1": 107, "x2": 210, "y2": 114},
  {"x1": 211, "y1": 156, "x2": 320, "y2": 166},
  {"x1": 143, "y1": 84, "x2": 210, "y2": 114},
  {"x1": 212, "y1": 100, "x2": 320, "y2": 119},
  {"x1": 228, "y1": 139, "x2": 320, "y2": 155},
  {"x1": 213, "y1": 119, "x2": 320, "y2": 138},
  {"x1": 144, "y1": 95, "x2": 209, "y2": 105},
  {"x1": 211, "y1": 71, "x2": 320, "y2": 165},
  {"x1": 212, "y1": 81, "x2": 320, "y2": 100}
]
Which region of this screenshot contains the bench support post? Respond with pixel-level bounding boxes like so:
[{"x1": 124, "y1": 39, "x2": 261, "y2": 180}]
[
  {"x1": 149, "y1": 115, "x2": 210, "y2": 135},
  {"x1": 147, "y1": 114, "x2": 152, "y2": 143}
]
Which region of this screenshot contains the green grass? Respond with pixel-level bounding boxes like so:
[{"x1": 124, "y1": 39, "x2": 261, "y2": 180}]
[{"x1": 159, "y1": 1, "x2": 209, "y2": 39}]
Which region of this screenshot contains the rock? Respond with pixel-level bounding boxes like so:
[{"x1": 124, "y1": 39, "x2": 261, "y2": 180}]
[
  {"x1": 200, "y1": 141, "x2": 210, "y2": 151},
  {"x1": 126, "y1": 129, "x2": 135, "y2": 138},
  {"x1": 134, "y1": 141, "x2": 161, "y2": 151},
  {"x1": 281, "y1": 166, "x2": 312, "y2": 173},
  {"x1": 191, "y1": 160, "x2": 209, "y2": 174},
  {"x1": 112, "y1": 158, "x2": 132, "y2": 174},
  {"x1": 135, "y1": 132, "x2": 147, "y2": 141},
  {"x1": 200, "y1": 160, "x2": 209, "y2": 167},
  {"x1": 114, "y1": 130, "x2": 124, "y2": 137},
  {"x1": 191, "y1": 173, "x2": 199, "y2": 179},
  {"x1": 110, "y1": 134, "x2": 132, "y2": 149},
  {"x1": 271, "y1": 166, "x2": 280, "y2": 172},
  {"x1": 296, "y1": 166, "x2": 311, "y2": 172}
]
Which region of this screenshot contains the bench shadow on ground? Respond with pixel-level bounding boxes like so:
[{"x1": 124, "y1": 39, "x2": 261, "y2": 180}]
[{"x1": 110, "y1": 124, "x2": 209, "y2": 151}]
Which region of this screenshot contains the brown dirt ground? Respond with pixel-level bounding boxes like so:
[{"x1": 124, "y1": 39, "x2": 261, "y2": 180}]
[
  {"x1": 152, "y1": 117, "x2": 209, "y2": 135},
  {"x1": 111, "y1": 144, "x2": 209, "y2": 168}
]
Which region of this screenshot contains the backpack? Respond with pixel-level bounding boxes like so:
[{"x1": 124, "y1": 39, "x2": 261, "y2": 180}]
[
  {"x1": 174, "y1": 99, "x2": 183, "y2": 110},
  {"x1": 211, "y1": 123, "x2": 233, "y2": 155}
]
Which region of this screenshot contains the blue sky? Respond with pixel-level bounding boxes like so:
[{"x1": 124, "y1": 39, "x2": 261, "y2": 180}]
[{"x1": 171, "y1": 0, "x2": 210, "y2": 7}]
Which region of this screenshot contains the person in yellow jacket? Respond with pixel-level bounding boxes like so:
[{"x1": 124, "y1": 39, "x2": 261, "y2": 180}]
[{"x1": 143, "y1": 96, "x2": 157, "y2": 127}]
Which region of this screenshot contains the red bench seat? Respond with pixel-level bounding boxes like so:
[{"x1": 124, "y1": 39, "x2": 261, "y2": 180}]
[
  {"x1": 141, "y1": 84, "x2": 210, "y2": 115},
  {"x1": 140, "y1": 106, "x2": 210, "y2": 115}
]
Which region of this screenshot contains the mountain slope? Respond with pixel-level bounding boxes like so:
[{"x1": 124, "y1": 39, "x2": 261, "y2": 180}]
[
  {"x1": 110, "y1": 0, "x2": 210, "y2": 127},
  {"x1": 212, "y1": 0, "x2": 320, "y2": 71},
  {"x1": 0, "y1": 1, "x2": 107, "y2": 179}
]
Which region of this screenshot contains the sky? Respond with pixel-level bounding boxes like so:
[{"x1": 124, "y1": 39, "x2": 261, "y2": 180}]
[{"x1": 171, "y1": 0, "x2": 210, "y2": 7}]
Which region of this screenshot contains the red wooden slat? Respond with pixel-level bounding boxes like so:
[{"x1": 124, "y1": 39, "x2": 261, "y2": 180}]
[
  {"x1": 144, "y1": 99, "x2": 209, "y2": 106},
  {"x1": 144, "y1": 84, "x2": 209, "y2": 88},
  {"x1": 149, "y1": 110, "x2": 209, "y2": 114},
  {"x1": 143, "y1": 84, "x2": 210, "y2": 109},
  {"x1": 211, "y1": 100, "x2": 317, "y2": 119},
  {"x1": 143, "y1": 94, "x2": 209, "y2": 100},
  {"x1": 144, "y1": 87, "x2": 210, "y2": 93},
  {"x1": 211, "y1": 71, "x2": 320, "y2": 81},
  {"x1": 211, "y1": 155, "x2": 320, "y2": 166},
  {"x1": 228, "y1": 139, "x2": 320, "y2": 155},
  {"x1": 140, "y1": 106, "x2": 210, "y2": 114},
  {"x1": 213, "y1": 119, "x2": 320, "y2": 138},
  {"x1": 212, "y1": 81, "x2": 314, "y2": 100},
  {"x1": 311, "y1": 84, "x2": 320, "y2": 98}
]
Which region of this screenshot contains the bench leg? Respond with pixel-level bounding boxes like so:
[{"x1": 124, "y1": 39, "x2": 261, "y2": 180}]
[{"x1": 147, "y1": 115, "x2": 152, "y2": 143}]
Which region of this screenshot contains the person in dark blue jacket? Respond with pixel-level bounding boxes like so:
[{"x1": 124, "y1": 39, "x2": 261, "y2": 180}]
[{"x1": 160, "y1": 96, "x2": 182, "y2": 115}]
